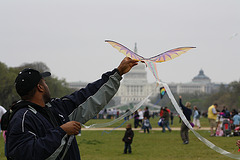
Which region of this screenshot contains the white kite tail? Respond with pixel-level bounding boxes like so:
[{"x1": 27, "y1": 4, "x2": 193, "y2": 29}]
[
  {"x1": 160, "y1": 81, "x2": 240, "y2": 159},
  {"x1": 82, "y1": 92, "x2": 152, "y2": 129}
]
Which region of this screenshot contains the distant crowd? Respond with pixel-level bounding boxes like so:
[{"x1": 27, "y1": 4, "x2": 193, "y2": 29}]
[{"x1": 207, "y1": 104, "x2": 240, "y2": 137}]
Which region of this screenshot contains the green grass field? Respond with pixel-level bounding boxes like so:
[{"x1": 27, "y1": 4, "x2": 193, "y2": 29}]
[
  {"x1": 78, "y1": 130, "x2": 240, "y2": 160},
  {"x1": 1, "y1": 117, "x2": 240, "y2": 159}
]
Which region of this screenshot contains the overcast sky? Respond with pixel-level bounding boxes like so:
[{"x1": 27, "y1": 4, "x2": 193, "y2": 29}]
[{"x1": 0, "y1": 0, "x2": 239, "y2": 84}]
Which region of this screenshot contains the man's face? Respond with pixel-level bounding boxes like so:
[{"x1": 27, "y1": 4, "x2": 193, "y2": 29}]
[{"x1": 40, "y1": 79, "x2": 51, "y2": 103}]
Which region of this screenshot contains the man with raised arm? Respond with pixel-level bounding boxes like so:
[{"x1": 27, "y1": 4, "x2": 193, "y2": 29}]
[{"x1": 6, "y1": 57, "x2": 138, "y2": 160}]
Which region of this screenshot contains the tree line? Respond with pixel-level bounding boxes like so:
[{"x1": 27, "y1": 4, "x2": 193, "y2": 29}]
[
  {"x1": 0, "y1": 61, "x2": 74, "y2": 109},
  {"x1": 1, "y1": 60, "x2": 240, "y2": 113},
  {"x1": 150, "y1": 82, "x2": 240, "y2": 113}
]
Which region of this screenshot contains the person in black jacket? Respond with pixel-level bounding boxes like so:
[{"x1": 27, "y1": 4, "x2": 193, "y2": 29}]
[
  {"x1": 143, "y1": 107, "x2": 150, "y2": 119},
  {"x1": 133, "y1": 110, "x2": 139, "y2": 128},
  {"x1": 122, "y1": 123, "x2": 134, "y2": 154},
  {"x1": 179, "y1": 96, "x2": 192, "y2": 144},
  {"x1": 6, "y1": 57, "x2": 138, "y2": 160}
]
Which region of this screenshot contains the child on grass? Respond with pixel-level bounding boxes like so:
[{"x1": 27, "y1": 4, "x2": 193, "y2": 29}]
[
  {"x1": 143, "y1": 116, "x2": 150, "y2": 133},
  {"x1": 122, "y1": 123, "x2": 134, "y2": 154}
]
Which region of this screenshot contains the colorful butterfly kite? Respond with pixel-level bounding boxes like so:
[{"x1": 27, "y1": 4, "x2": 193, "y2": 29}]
[
  {"x1": 105, "y1": 40, "x2": 195, "y2": 82},
  {"x1": 105, "y1": 40, "x2": 195, "y2": 62}
]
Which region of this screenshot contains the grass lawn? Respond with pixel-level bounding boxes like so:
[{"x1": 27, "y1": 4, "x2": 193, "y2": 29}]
[
  {"x1": 78, "y1": 130, "x2": 240, "y2": 160},
  {"x1": 1, "y1": 117, "x2": 240, "y2": 159}
]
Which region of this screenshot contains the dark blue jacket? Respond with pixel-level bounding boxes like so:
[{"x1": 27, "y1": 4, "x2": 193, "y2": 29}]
[
  {"x1": 179, "y1": 98, "x2": 192, "y2": 121},
  {"x1": 6, "y1": 69, "x2": 122, "y2": 160}
]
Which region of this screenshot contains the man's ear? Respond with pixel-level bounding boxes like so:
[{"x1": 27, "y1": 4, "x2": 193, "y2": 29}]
[{"x1": 37, "y1": 84, "x2": 44, "y2": 92}]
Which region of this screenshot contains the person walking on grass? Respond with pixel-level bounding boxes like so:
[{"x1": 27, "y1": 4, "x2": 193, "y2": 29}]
[
  {"x1": 179, "y1": 96, "x2": 192, "y2": 144},
  {"x1": 162, "y1": 107, "x2": 172, "y2": 133},
  {"x1": 134, "y1": 110, "x2": 139, "y2": 128},
  {"x1": 193, "y1": 106, "x2": 201, "y2": 129},
  {"x1": 122, "y1": 123, "x2": 134, "y2": 154},
  {"x1": 208, "y1": 103, "x2": 218, "y2": 136},
  {"x1": 138, "y1": 109, "x2": 143, "y2": 127}
]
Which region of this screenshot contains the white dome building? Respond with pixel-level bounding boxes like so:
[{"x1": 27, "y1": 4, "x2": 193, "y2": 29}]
[
  {"x1": 192, "y1": 69, "x2": 211, "y2": 83},
  {"x1": 115, "y1": 43, "x2": 158, "y2": 104}
]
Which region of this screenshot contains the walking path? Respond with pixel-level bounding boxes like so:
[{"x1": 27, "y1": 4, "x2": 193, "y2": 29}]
[{"x1": 82, "y1": 127, "x2": 210, "y2": 131}]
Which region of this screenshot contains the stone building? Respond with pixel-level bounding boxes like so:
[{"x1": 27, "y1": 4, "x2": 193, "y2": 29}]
[{"x1": 168, "y1": 69, "x2": 219, "y2": 94}]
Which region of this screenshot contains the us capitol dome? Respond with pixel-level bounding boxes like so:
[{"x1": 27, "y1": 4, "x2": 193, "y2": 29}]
[{"x1": 192, "y1": 69, "x2": 211, "y2": 83}]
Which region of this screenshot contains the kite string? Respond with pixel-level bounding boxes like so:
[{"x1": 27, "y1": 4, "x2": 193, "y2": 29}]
[{"x1": 101, "y1": 119, "x2": 128, "y2": 135}]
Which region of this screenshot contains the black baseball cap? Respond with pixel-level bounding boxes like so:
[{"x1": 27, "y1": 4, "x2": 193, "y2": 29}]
[{"x1": 15, "y1": 68, "x2": 51, "y2": 96}]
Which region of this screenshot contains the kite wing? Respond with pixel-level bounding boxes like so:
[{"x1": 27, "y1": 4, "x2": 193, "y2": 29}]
[
  {"x1": 105, "y1": 40, "x2": 144, "y2": 61},
  {"x1": 147, "y1": 47, "x2": 196, "y2": 63}
]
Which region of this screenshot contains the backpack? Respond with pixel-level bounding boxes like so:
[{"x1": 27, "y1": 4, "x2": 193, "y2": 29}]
[
  {"x1": 1, "y1": 109, "x2": 13, "y2": 130},
  {"x1": 158, "y1": 118, "x2": 164, "y2": 127},
  {"x1": 1, "y1": 103, "x2": 28, "y2": 131}
]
